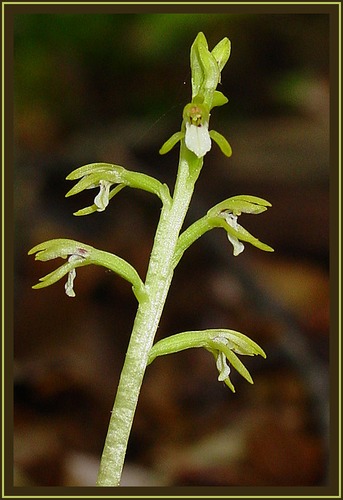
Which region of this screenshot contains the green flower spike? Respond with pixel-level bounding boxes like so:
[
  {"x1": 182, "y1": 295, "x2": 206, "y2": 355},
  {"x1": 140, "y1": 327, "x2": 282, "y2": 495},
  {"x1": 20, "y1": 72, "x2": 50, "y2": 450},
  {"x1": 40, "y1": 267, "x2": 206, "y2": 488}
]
[
  {"x1": 148, "y1": 329, "x2": 266, "y2": 393},
  {"x1": 66, "y1": 163, "x2": 171, "y2": 216},
  {"x1": 159, "y1": 33, "x2": 232, "y2": 159},
  {"x1": 28, "y1": 238, "x2": 146, "y2": 301},
  {"x1": 27, "y1": 33, "x2": 272, "y2": 487}
]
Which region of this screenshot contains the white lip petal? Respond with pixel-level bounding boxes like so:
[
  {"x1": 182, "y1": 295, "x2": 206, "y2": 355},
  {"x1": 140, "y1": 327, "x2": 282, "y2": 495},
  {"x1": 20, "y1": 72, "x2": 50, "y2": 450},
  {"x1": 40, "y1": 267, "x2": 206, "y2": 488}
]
[
  {"x1": 94, "y1": 180, "x2": 112, "y2": 211},
  {"x1": 222, "y1": 212, "x2": 245, "y2": 256},
  {"x1": 64, "y1": 254, "x2": 86, "y2": 297},
  {"x1": 216, "y1": 351, "x2": 231, "y2": 381},
  {"x1": 185, "y1": 122, "x2": 211, "y2": 158},
  {"x1": 227, "y1": 234, "x2": 245, "y2": 256},
  {"x1": 65, "y1": 268, "x2": 77, "y2": 297}
]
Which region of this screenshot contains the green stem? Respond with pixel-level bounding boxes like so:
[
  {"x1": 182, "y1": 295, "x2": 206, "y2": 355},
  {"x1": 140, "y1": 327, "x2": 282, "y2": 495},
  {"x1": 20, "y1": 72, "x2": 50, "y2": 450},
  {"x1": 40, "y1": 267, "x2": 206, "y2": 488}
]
[
  {"x1": 173, "y1": 214, "x2": 213, "y2": 267},
  {"x1": 96, "y1": 141, "x2": 202, "y2": 486}
]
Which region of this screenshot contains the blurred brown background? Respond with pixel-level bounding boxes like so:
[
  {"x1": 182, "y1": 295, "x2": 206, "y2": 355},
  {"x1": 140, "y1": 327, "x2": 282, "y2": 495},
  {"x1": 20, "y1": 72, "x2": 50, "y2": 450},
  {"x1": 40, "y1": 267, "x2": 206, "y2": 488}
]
[{"x1": 13, "y1": 12, "x2": 331, "y2": 487}]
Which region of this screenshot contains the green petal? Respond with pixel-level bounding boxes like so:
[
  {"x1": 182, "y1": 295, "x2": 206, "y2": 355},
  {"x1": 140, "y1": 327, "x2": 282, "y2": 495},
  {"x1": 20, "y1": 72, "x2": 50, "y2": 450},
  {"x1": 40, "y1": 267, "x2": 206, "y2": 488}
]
[
  {"x1": 73, "y1": 205, "x2": 99, "y2": 216},
  {"x1": 224, "y1": 221, "x2": 274, "y2": 252},
  {"x1": 224, "y1": 377, "x2": 236, "y2": 392},
  {"x1": 210, "y1": 329, "x2": 265, "y2": 356},
  {"x1": 159, "y1": 131, "x2": 184, "y2": 155},
  {"x1": 206, "y1": 196, "x2": 274, "y2": 253},
  {"x1": 221, "y1": 330, "x2": 266, "y2": 358},
  {"x1": 66, "y1": 163, "x2": 117, "y2": 181},
  {"x1": 212, "y1": 91, "x2": 228, "y2": 108},
  {"x1": 223, "y1": 347, "x2": 254, "y2": 384},
  {"x1": 209, "y1": 130, "x2": 232, "y2": 157},
  {"x1": 28, "y1": 239, "x2": 93, "y2": 261},
  {"x1": 247, "y1": 239, "x2": 274, "y2": 252},
  {"x1": 32, "y1": 259, "x2": 88, "y2": 289}
]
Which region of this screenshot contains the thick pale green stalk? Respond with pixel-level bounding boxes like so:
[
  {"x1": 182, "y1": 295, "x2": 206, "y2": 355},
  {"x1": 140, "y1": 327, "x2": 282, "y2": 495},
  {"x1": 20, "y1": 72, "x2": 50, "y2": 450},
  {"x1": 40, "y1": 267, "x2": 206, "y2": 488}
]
[{"x1": 96, "y1": 141, "x2": 202, "y2": 486}]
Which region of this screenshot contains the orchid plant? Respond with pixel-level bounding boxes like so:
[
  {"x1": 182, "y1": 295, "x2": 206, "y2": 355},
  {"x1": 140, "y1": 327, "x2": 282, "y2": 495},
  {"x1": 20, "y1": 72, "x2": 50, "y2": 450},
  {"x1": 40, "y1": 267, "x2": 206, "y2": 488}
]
[{"x1": 28, "y1": 33, "x2": 273, "y2": 486}]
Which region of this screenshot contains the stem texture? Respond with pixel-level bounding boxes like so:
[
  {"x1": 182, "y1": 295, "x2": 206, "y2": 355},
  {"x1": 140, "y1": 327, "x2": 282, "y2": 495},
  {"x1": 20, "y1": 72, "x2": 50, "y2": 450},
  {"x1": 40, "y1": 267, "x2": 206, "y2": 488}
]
[{"x1": 96, "y1": 142, "x2": 202, "y2": 486}]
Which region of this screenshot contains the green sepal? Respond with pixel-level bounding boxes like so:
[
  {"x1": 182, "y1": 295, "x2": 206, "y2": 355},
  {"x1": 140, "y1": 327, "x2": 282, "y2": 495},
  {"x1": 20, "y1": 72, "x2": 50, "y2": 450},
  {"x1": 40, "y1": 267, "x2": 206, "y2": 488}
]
[
  {"x1": 66, "y1": 163, "x2": 119, "y2": 180},
  {"x1": 30, "y1": 259, "x2": 88, "y2": 289},
  {"x1": 66, "y1": 162, "x2": 117, "y2": 181},
  {"x1": 209, "y1": 130, "x2": 232, "y2": 157},
  {"x1": 66, "y1": 170, "x2": 122, "y2": 197},
  {"x1": 159, "y1": 131, "x2": 185, "y2": 155},
  {"x1": 208, "y1": 195, "x2": 272, "y2": 217},
  {"x1": 28, "y1": 239, "x2": 94, "y2": 261}
]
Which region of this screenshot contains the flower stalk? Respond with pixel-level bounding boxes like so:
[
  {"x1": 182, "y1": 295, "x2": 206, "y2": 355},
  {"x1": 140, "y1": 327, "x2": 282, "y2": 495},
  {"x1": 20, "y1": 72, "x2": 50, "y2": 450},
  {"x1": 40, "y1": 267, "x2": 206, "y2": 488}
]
[
  {"x1": 28, "y1": 32, "x2": 273, "y2": 486},
  {"x1": 96, "y1": 140, "x2": 203, "y2": 486}
]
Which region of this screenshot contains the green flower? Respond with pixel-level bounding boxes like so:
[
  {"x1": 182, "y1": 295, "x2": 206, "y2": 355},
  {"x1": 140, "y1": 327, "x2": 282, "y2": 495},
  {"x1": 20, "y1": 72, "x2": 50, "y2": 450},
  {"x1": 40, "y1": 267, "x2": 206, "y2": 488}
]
[
  {"x1": 173, "y1": 195, "x2": 274, "y2": 267},
  {"x1": 28, "y1": 238, "x2": 147, "y2": 301},
  {"x1": 205, "y1": 332, "x2": 266, "y2": 392},
  {"x1": 65, "y1": 164, "x2": 125, "y2": 215},
  {"x1": 65, "y1": 163, "x2": 171, "y2": 216},
  {"x1": 160, "y1": 101, "x2": 232, "y2": 159},
  {"x1": 28, "y1": 239, "x2": 92, "y2": 297},
  {"x1": 207, "y1": 195, "x2": 274, "y2": 255},
  {"x1": 148, "y1": 328, "x2": 266, "y2": 393}
]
